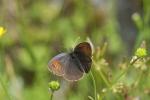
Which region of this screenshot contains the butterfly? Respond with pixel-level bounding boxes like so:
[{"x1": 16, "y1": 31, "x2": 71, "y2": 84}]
[{"x1": 48, "y1": 42, "x2": 92, "y2": 81}]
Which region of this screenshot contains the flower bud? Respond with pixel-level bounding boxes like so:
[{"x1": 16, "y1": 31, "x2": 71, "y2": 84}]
[
  {"x1": 48, "y1": 81, "x2": 60, "y2": 91},
  {"x1": 135, "y1": 48, "x2": 147, "y2": 57}
]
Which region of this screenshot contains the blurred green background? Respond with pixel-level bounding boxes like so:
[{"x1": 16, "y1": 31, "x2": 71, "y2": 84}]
[{"x1": 0, "y1": 0, "x2": 150, "y2": 100}]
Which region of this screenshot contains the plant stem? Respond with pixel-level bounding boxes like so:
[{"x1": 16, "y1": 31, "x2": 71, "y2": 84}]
[
  {"x1": 0, "y1": 76, "x2": 11, "y2": 100},
  {"x1": 50, "y1": 91, "x2": 54, "y2": 100},
  {"x1": 93, "y1": 60, "x2": 126, "y2": 100},
  {"x1": 90, "y1": 71, "x2": 97, "y2": 100},
  {"x1": 93, "y1": 60, "x2": 111, "y2": 87}
]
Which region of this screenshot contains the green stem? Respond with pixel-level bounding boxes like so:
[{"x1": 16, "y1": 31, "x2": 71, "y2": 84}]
[
  {"x1": 0, "y1": 76, "x2": 11, "y2": 100},
  {"x1": 90, "y1": 71, "x2": 97, "y2": 100},
  {"x1": 93, "y1": 61, "x2": 111, "y2": 87},
  {"x1": 50, "y1": 91, "x2": 54, "y2": 100},
  {"x1": 93, "y1": 61, "x2": 121, "y2": 100}
]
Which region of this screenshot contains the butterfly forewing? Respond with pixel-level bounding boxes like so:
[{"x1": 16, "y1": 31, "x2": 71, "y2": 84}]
[
  {"x1": 74, "y1": 52, "x2": 92, "y2": 73},
  {"x1": 74, "y1": 42, "x2": 92, "y2": 57},
  {"x1": 74, "y1": 42, "x2": 92, "y2": 73}
]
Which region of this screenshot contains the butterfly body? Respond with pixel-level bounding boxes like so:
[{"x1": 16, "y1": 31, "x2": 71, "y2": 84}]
[{"x1": 48, "y1": 42, "x2": 92, "y2": 81}]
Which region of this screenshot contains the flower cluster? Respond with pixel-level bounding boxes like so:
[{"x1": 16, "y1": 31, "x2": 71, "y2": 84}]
[
  {"x1": 133, "y1": 58, "x2": 149, "y2": 71},
  {"x1": 112, "y1": 82, "x2": 128, "y2": 94}
]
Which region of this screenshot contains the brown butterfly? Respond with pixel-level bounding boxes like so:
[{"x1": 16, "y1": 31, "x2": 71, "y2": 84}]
[{"x1": 48, "y1": 42, "x2": 92, "y2": 81}]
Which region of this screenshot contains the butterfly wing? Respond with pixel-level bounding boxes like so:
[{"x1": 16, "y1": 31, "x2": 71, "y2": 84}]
[
  {"x1": 74, "y1": 42, "x2": 92, "y2": 57},
  {"x1": 63, "y1": 55, "x2": 84, "y2": 81},
  {"x1": 48, "y1": 42, "x2": 92, "y2": 81},
  {"x1": 74, "y1": 42, "x2": 92, "y2": 73},
  {"x1": 48, "y1": 53, "x2": 68, "y2": 76}
]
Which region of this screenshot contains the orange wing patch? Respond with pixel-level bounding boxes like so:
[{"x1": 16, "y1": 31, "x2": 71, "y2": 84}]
[
  {"x1": 51, "y1": 60, "x2": 61, "y2": 70},
  {"x1": 50, "y1": 60, "x2": 63, "y2": 76}
]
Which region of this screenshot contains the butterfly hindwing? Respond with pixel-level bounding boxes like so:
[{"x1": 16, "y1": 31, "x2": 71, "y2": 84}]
[
  {"x1": 63, "y1": 54, "x2": 84, "y2": 81},
  {"x1": 48, "y1": 53, "x2": 68, "y2": 76}
]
